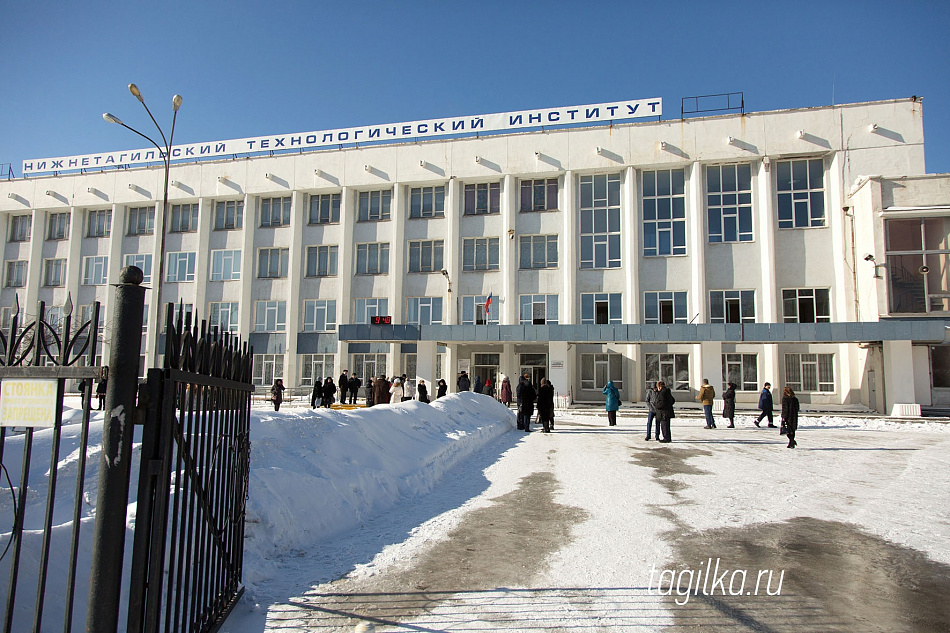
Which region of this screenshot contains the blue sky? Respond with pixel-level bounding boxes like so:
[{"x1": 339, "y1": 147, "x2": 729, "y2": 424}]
[{"x1": 2, "y1": 1, "x2": 949, "y2": 175}]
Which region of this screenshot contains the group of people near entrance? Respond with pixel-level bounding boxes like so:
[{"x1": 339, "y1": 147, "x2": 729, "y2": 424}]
[
  {"x1": 457, "y1": 370, "x2": 555, "y2": 433},
  {"x1": 637, "y1": 379, "x2": 799, "y2": 448}
]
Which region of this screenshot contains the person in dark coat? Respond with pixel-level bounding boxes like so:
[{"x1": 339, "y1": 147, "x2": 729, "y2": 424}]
[
  {"x1": 781, "y1": 386, "x2": 800, "y2": 448},
  {"x1": 518, "y1": 375, "x2": 537, "y2": 433},
  {"x1": 457, "y1": 371, "x2": 471, "y2": 392},
  {"x1": 417, "y1": 379, "x2": 429, "y2": 403},
  {"x1": 537, "y1": 378, "x2": 555, "y2": 433},
  {"x1": 756, "y1": 382, "x2": 775, "y2": 428},
  {"x1": 483, "y1": 378, "x2": 495, "y2": 399},
  {"x1": 321, "y1": 377, "x2": 336, "y2": 408},
  {"x1": 310, "y1": 377, "x2": 322, "y2": 408},
  {"x1": 473, "y1": 375, "x2": 483, "y2": 394},
  {"x1": 348, "y1": 375, "x2": 361, "y2": 404},
  {"x1": 436, "y1": 379, "x2": 448, "y2": 398},
  {"x1": 515, "y1": 374, "x2": 527, "y2": 429},
  {"x1": 654, "y1": 380, "x2": 675, "y2": 443},
  {"x1": 271, "y1": 379, "x2": 285, "y2": 412},
  {"x1": 366, "y1": 378, "x2": 375, "y2": 407},
  {"x1": 338, "y1": 371, "x2": 348, "y2": 392},
  {"x1": 722, "y1": 382, "x2": 737, "y2": 428},
  {"x1": 96, "y1": 370, "x2": 109, "y2": 410},
  {"x1": 373, "y1": 375, "x2": 390, "y2": 405},
  {"x1": 500, "y1": 376, "x2": 512, "y2": 407},
  {"x1": 645, "y1": 382, "x2": 659, "y2": 440},
  {"x1": 603, "y1": 380, "x2": 620, "y2": 426}
]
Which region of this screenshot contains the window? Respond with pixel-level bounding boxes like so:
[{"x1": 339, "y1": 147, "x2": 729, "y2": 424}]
[
  {"x1": 9, "y1": 215, "x2": 31, "y2": 242},
  {"x1": 462, "y1": 237, "x2": 499, "y2": 271},
  {"x1": 354, "y1": 298, "x2": 388, "y2": 324},
  {"x1": 254, "y1": 301, "x2": 286, "y2": 332},
  {"x1": 722, "y1": 353, "x2": 758, "y2": 391},
  {"x1": 783, "y1": 289, "x2": 831, "y2": 323},
  {"x1": 519, "y1": 294, "x2": 558, "y2": 325},
  {"x1": 580, "y1": 173, "x2": 621, "y2": 269},
  {"x1": 407, "y1": 297, "x2": 443, "y2": 325},
  {"x1": 520, "y1": 178, "x2": 558, "y2": 212},
  {"x1": 644, "y1": 291, "x2": 687, "y2": 324},
  {"x1": 170, "y1": 203, "x2": 199, "y2": 232},
  {"x1": 258, "y1": 248, "x2": 289, "y2": 279},
  {"x1": 127, "y1": 206, "x2": 155, "y2": 235},
  {"x1": 785, "y1": 353, "x2": 834, "y2": 392},
  {"x1": 1, "y1": 307, "x2": 24, "y2": 330},
  {"x1": 885, "y1": 217, "x2": 950, "y2": 313},
  {"x1": 166, "y1": 303, "x2": 194, "y2": 330},
  {"x1": 301, "y1": 354, "x2": 335, "y2": 386},
  {"x1": 581, "y1": 353, "x2": 623, "y2": 390},
  {"x1": 581, "y1": 293, "x2": 622, "y2": 324},
  {"x1": 707, "y1": 164, "x2": 753, "y2": 242},
  {"x1": 306, "y1": 245, "x2": 338, "y2": 277},
  {"x1": 643, "y1": 169, "x2": 686, "y2": 256},
  {"x1": 209, "y1": 301, "x2": 239, "y2": 332},
  {"x1": 520, "y1": 235, "x2": 558, "y2": 269},
  {"x1": 464, "y1": 182, "x2": 500, "y2": 215},
  {"x1": 408, "y1": 240, "x2": 444, "y2": 273},
  {"x1": 351, "y1": 353, "x2": 386, "y2": 386},
  {"x1": 252, "y1": 353, "x2": 284, "y2": 386},
  {"x1": 356, "y1": 243, "x2": 389, "y2": 275},
  {"x1": 47, "y1": 212, "x2": 69, "y2": 240},
  {"x1": 124, "y1": 254, "x2": 152, "y2": 284},
  {"x1": 87, "y1": 209, "x2": 111, "y2": 238},
  {"x1": 166, "y1": 252, "x2": 197, "y2": 283},
  {"x1": 777, "y1": 158, "x2": 825, "y2": 228},
  {"x1": 309, "y1": 193, "x2": 340, "y2": 224},
  {"x1": 260, "y1": 197, "x2": 291, "y2": 227},
  {"x1": 82, "y1": 256, "x2": 108, "y2": 285},
  {"x1": 409, "y1": 185, "x2": 445, "y2": 218},
  {"x1": 211, "y1": 250, "x2": 241, "y2": 281},
  {"x1": 461, "y1": 295, "x2": 498, "y2": 325},
  {"x1": 44, "y1": 259, "x2": 66, "y2": 287},
  {"x1": 303, "y1": 299, "x2": 337, "y2": 331},
  {"x1": 710, "y1": 290, "x2": 755, "y2": 324},
  {"x1": 5, "y1": 261, "x2": 27, "y2": 287},
  {"x1": 214, "y1": 200, "x2": 243, "y2": 230},
  {"x1": 44, "y1": 306, "x2": 65, "y2": 335},
  {"x1": 645, "y1": 353, "x2": 690, "y2": 391},
  {"x1": 358, "y1": 190, "x2": 391, "y2": 222}
]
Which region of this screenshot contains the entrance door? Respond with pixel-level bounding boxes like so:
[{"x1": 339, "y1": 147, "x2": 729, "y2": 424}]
[
  {"x1": 930, "y1": 346, "x2": 950, "y2": 405},
  {"x1": 520, "y1": 353, "x2": 547, "y2": 389},
  {"x1": 472, "y1": 353, "x2": 500, "y2": 394}
]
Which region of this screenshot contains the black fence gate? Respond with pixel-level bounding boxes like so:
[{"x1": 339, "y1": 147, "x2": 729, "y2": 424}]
[{"x1": 126, "y1": 306, "x2": 253, "y2": 633}]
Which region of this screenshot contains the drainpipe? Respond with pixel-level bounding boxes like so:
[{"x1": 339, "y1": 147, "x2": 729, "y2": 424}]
[{"x1": 843, "y1": 206, "x2": 860, "y2": 320}]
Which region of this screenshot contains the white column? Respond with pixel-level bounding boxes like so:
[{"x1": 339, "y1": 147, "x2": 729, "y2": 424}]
[
  {"x1": 623, "y1": 166, "x2": 640, "y2": 324},
  {"x1": 193, "y1": 198, "x2": 210, "y2": 325},
  {"x1": 285, "y1": 190, "x2": 305, "y2": 386},
  {"x1": 238, "y1": 195, "x2": 255, "y2": 337},
  {"x1": 390, "y1": 183, "x2": 406, "y2": 322},
  {"x1": 416, "y1": 340, "x2": 438, "y2": 398},
  {"x1": 444, "y1": 344, "x2": 457, "y2": 393},
  {"x1": 25, "y1": 210, "x2": 45, "y2": 310},
  {"x1": 698, "y1": 341, "x2": 723, "y2": 389},
  {"x1": 338, "y1": 186, "x2": 356, "y2": 369},
  {"x1": 445, "y1": 178, "x2": 461, "y2": 324},
  {"x1": 549, "y1": 341, "x2": 570, "y2": 404},
  {"x1": 756, "y1": 160, "x2": 777, "y2": 322},
  {"x1": 883, "y1": 340, "x2": 917, "y2": 415},
  {"x1": 688, "y1": 162, "x2": 706, "y2": 323},
  {"x1": 65, "y1": 207, "x2": 83, "y2": 306},
  {"x1": 501, "y1": 175, "x2": 517, "y2": 324},
  {"x1": 561, "y1": 171, "x2": 576, "y2": 323}
]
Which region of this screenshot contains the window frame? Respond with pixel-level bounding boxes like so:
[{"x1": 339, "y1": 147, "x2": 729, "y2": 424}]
[
  {"x1": 260, "y1": 196, "x2": 292, "y2": 228},
  {"x1": 785, "y1": 352, "x2": 835, "y2": 392},
  {"x1": 722, "y1": 353, "x2": 758, "y2": 391},
  {"x1": 357, "y1": 189, "x2": 392, "y2": 222},
  {"x1": 706, "y1": 163, "x2": 754, "y2": 243},
  {"x1": 520, "y1": 234, "x2": 558, "y2": 269},
  {"x1": 5, "y1": 260, "x2": 27, "y2": 288},
  {"x1": 356, "y1": 242, "x2": 390, "y2": 275},
  {"x1": 462, "y1": 237, "x2": 500, "y2": 271},
  {"x1": 520, "y1": 178, "x2": 559, "y2": 212},
  {"x1": 645, "y1": 352, "x2": 690, "y2": 391},
  {"x1": 213, "y1": 200, "x2": 244, "y2": 231},
  {"x1": 43, "y1": 258, "x2": 67, "y2": 287},
  {"x1": 9, "y1": 214, "x2": 32, "y2": 242},
  {"x1": 87, "y1": 209, "x2": 112, "y2": 238},
  {"x1": 170, "y1": 203, "x2": 199, "y2": 233},
  {"x1": 210, "y1": 249, "x2": 241, "y2": 282},
  {"x1": 82, "y1": 256, "x2": 109, "y2": 285},
  {"x1": 408, "y1": 240, "x2": 444, "y2": 273},
  {"x1": 353, "y1": 298, "x2": 389, "y2": 324},
  {"x1": 47, "y1": 212, "x2": 69, "y2": 241},
  {"x1": 782, "y1": 288, "x2": 831, "y2": 323},
  {"x1": 406, "y1": 297, "x2": 444, "y2": 325},
  {"x1": 127, "y1": 206, "x2": 155, "y2": 236},
  {"x1": 305, "y1": 245, "x2": 338, "y2": 277},
  {"x1": 166, "y1": 251, "x2": 197, "y2": 283},
  {"x1": 409, "y1": 185, "x2": 446, "y2": 218},
  {"x1": 209, "y1": 301, "x2": 240, "y2": 332},
  {"x1": 777, "y1": 158, "x2": 826, "y2": 229},
  {"x1": 644, "y1": 291, "x2": 688, "y2": 324},
  {"x1": 303, "y1": 299, "x2": 337, "y2": 332},
  {"x1": 463, "y1": 181, "x2": 501, "y2": 215},
  {"x1": 519, "y1": 294, "x2": 558, "y2": 325},
  {"x1": 124, "y1": 253, "x2": 152, "y2": 284},
  {"x1": 308, "y1": 193, "x2": 341, "y2": 224},
  {"x1": 254, "y1": 300, "x2": 287, "y2": 332},
  {"x1": 461, "y1": 295, "x2": 498, "y2": 325},
  {"x1": 257, "y1": 247, "x2": 290, "y2": 279},
  {"x1": 709, "y1": 289, "x2": 756, "y2": 324},
  {"x1": 580, "y1": 292, "x2": 622, "y2": 325},
  {"x1": 579, "y1": 173, "x2": 622, "y2": 269},
  {"x1": 642, "y1": 169, "x2": 687, "y2": 256}
]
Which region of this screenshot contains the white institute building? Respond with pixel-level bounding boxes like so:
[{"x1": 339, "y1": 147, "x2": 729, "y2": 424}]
[{"x1": 1, "y1": 95, "x2": 948, "y2": 415}]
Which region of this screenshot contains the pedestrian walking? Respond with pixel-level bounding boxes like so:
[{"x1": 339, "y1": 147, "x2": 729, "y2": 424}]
[
  {"x1": 722, "y1": 382, "x2": 737, "y2": 427},
  {"x1": 270, "y1": 378, "x2": 285, "y2": 412},
  {"x1": 473, "y1": 375, "x2": 483, "y2": 394},
  {"x1": 500, "y1": 376, "x2": 512, "y2": 407},
  {"x1": 310, "y1": 378, "x2": 322, "y2": 408},
  {"x1": 457, "y1": 371, "x2": 471, "y2": 391},
  {"x1": 781, "y1": 386, "x2": 800, "y2": 448},
  {"x1": 373, "y1": 375, "x2": 390, "y2": 406},
  {"x1": 515, "y1": 374, "x2": 527, "y2": 429},
  {"x1": 697, "y1": 378, "x2": 717, "y2": 428},
  {"x1": 537, "y1": 377, "x2": 555, "y2": 433},
  {"x1": 417, "y1": 379, "x2": 430, "y2": 403},
  {"x1": 603, "y1": 380, "x2": 620, "y2": 426},
  {"x1": 437, "y1": 379, "x2": 448, "y2": 398},
  {"x1": 483, "y1": 378, "x2": 495, "y2": 399},
  {"x1": 348, "y1": 375, "x2": 361, "y2": 404},
  {"x1": 654, "y1": 380, "x2": 675, "y2": 442},
  {"x1": 645, "y1": 382, "x2": 659, "y2": 440},
  {"x1": 321, "y1": 377, "x2": 336, "y2": 408},
  {"x1": 518, "y1": 374, "x2": 537, "y2": 433},
  {"x1": 756, "y1": 382, "x2": 775, "y2": 427},
  {"x1": 96, "y1": 370, "x2": 108, "y2": 410},
  {"x1": 390, "y1": 377, "x2": 404, "y2": 403}
]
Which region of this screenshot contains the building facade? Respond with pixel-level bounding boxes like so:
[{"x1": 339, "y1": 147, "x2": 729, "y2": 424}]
[{"x1": 1, "y1": 97, "x2": 944, "y2": 413}]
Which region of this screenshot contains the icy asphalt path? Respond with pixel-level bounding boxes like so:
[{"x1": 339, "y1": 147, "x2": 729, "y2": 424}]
[{"x1": 235, "y1": 416, "x2": 950, "y2": 632}]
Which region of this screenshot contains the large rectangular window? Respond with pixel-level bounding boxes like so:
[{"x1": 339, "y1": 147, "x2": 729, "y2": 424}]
[
  {"x1": 211, "y1": 249, "x2": 241, "y2": 281},
  {"x1": 462, "y1": 237, "x2": 499, "y2": 271},
  {"x1": 87, "y1": 209, "x2": 111, "y2": 238},
  {"x1": 260, "y1": 197, "x2": 291, "y2": 227},
  {"x1": 464, "y1": 182, "x2": 500, "y2": 215},
  {"x1": 47, "y1": 212, "x2": 69, "y2": 240},
  {"x1": 9, "y1": 215, "x2": 31, "y2": 242},
  {"x1": 301, "y1": 354, "x2": 335, "y2": 386},
  {"x1": 710, "y1": 290, "x2": 755, "y2": 324},
  {"x1": 309, "y1": 193, "x2": 340, "y2": 224},
  {"x1": 520, "y1": 235, "x2": 558, "y2": 269},
  {"x1": 252, "y1": 353, "x2": 284, "y2": 386},
  {"x1": 254, "y1": 300, "x2": 286, "y2": 332},
  {"x1": 354, "y1": 298, "x2": 388, "y2": 324},
  {"x1": 214, "y1": 200, "x2": 244, "y2": 230},
  {"x1": 885, "y1": 217, "x2": 950, "y2": 313},
  {"x1": 519, "y1": 294, "x2": 558, "y2": 324},
  {"x1": 581, "y1": 353, "x2": 623, "y2": 391},
  {"x1": 258, "y1": 247, "x2": 289, "y2": 279},
  {"x1": 83, "y1": 256, "x2": 108, "y2": 285},
  {"x1": 306, "y1": 245, "x2": 338, "y2": 277},
  {"x1": 782, "y1": 288, "x2": 830, "y2": 323},
  {"x1": 124, "y1": 253, "x2": 152, "y2": 284},
  {"x1": 358, "y1": 190, "x2": 391, "y2": 222},
  {"x1": 170, "y1": 203, "x2": 199, "y2": 232},
  {"x1": 645, "y1": 353, "x2": 690, "y2": 391},
  {"x1": 127, "y1": 206, "x2": 155, "y2": 235},
  {"x1": 409, "y1": 185, "x2": 445, "y2": 218},
  {"x1": 785, "y1": 353, "x2": 834, "y2": 392},
  {"x1": 303, "y1": 299, "x2": 337, "y2": 331},
  {"x1": 777, "y1": 158, "x2": 825, "y2": 228},
  {"x1": 707, "y1": 164, "x2": 753, "y2": 242},
  {"x1": 209, "y1": 301, "x2": 239, "y2": 332},
  {"x1": 44, "y1": 258, "x2": 66, "y2": 287},
  {"x1": 461, "y1": 295, "x2": 498, "y2": 325},
  {"x1": 406, "y1": 297, "x2": 443, "y2": 325},
  {"x1": 581, "y1": 293, "x2": 622, "y2": 324},
  {"x1": 644, "y1": 291, "x2": 688, "y2": 324},
  {"x1": 408, "y1": 240, "x2": 444, "y2": 273},
  {"x1": 356, "y1": 243, "x2": 390, "y2": 275},
  {"x1": 5, "y1": 261, "x2": 27, "y2": 287},
  {"x1": 166, "y1": 252, "x2": 196, "y2": 282},
  {"x1": 351, "y1": 353, "x2": 386, "y2": 386},
  {"x1": 643, "y1": 169, "x2": 686, "y2": 256},
  {"x1": 722, "y1": 353, "x2": 758, "y2": 391},
  {"x1": 580, "y1": 173, "x2": 621, "y2": 269},
  {"x1": 520, "y1": 178, "x2": 559, "y2": 212}
]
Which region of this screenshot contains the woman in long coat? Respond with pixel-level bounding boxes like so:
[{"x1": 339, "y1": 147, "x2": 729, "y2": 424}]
[
  {"x1": 436, "y1": 379, "x2": 448, "y2": 398},
  {"x1": 781, "y1": 386, "x2": 800, "y2": 448},
  {"x1": 500, "y1": 376, "x2": 512, "y2": 407},
  {"x1": 722, "y1": 382, "x2": 737, "y2": 428},
  {"x1": 373, "y1": 376, "x2": 390, "y2": 405},
  {"x1": 390, "y1": 377, "x2": 404, "y2": 403},
  {"x1": 536, "y1": 378, "x2": 555, "y2": 433},
  {"x1": 654, "y1": 380, "x2": 675, "y2": 442},
  {"x1": 271, "y1": 379, "x2": 285, "y2": 411},
  {"x1": 321, "y1": 377, "x2": 336, "y2": 408},
  {"x1": 603, "y1": 380, "x2": 620, "y2": 426}
]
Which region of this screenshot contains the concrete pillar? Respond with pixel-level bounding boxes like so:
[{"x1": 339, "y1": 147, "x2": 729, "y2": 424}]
[
  {"x1": 445, "y1": 178, "x2": 460, "y2": 324},
  {"x1": 416, "y1": 340, "x2": 438, "y2": 399},
  {"x1": 688, "y1": 162, "x2": 706, "y2": 323},
  {"x1": 238, "y1": 194, "x2": 255, "y2": 338},
  {"x1": 444, "y1": 344, "x2": 457, "y2": 393},
  {"x1": 883, "y1": 339, "x2": 917, "y2": 415},
  {"x1": 623, "y1": 166, "x2": 640, "y2": 324},
  {"x1": 285, "y1": 190, "x2": 305, "y2": 385},
  {"x1": 561, "y1": 171, "x2": 576, "y2": 323},
  {"x1": 549, "y1": 341, "x2": 571, "y2": 405},
  {"x1": 501, "y1": 175, "x2": 516, "y2": 324},
  {"x1": 697, "y1": 341, "x2": 723, "y2": 390},
  {"x1": 390, "y1": 183, "x2": 406, "y2": 322},
  {"x1": 756, "y1": 159, "x2": 777, "y2": 321},
  {"x1": 25, "y1": 210, "x2": 45, "y2": 310}
]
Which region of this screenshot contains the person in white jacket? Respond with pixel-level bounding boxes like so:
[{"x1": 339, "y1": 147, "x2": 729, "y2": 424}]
[{"x1": 389, "y1": 377, "x2": 404, "y2": 403}]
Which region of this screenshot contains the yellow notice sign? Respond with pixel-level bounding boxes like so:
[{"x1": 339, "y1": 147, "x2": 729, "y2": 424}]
[{"x1": 0, "y1": 379, "x2": 58, "y2": 428}]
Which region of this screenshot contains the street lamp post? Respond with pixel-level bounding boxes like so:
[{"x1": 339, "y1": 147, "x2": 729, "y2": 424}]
[{"x1": 103, "y1": 84, "x2": 182, "y2": 363}]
